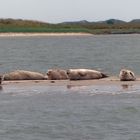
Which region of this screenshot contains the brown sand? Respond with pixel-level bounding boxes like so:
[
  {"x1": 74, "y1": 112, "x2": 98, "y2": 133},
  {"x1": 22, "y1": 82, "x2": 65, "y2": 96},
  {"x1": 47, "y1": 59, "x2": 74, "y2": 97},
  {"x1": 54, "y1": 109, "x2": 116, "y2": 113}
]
[{"x1": 2, "y1": 77, "x2": 140, "y2": 87}]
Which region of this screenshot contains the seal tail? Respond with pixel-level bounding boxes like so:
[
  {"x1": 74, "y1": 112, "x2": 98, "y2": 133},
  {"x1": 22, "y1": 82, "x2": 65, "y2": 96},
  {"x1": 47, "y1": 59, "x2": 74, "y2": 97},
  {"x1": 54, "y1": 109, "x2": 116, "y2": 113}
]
[{"x1": 101, "y1": 73, "x2": 109, "y2": 78}]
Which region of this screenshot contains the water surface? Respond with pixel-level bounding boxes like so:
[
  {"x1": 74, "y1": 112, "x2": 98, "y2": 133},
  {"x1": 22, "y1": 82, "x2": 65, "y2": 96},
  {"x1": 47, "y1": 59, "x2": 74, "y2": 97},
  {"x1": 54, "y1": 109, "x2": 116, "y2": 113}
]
[
  {"x1": 0, "y1": 84, "x2": 140, "y2": 140},
  {"x1": 0, "y1": 34, "x2": 140, "y2": 75},
  {"x1": 0, "y1": 34, "x2": 140, "y2": 140}
]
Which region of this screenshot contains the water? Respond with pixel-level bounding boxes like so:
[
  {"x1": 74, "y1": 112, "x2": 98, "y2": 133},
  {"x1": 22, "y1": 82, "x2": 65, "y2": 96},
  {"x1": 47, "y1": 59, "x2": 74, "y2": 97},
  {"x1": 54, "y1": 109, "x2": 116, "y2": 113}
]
[
  {"x1": 0, "y1": 84, "x2": 140, "y2": 140},
  {"x1": 0, "y1": 34, "x2": 140, "y2": 75},
  {"x1": 0, "y1": 34, "x2": 140, "y2": 140}
]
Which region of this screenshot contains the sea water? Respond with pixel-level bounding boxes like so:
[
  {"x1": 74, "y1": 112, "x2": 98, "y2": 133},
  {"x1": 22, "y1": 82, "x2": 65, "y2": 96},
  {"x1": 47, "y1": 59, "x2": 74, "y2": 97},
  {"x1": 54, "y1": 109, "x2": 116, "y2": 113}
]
[
  {"x1": 0, "y1": 34, "x2": 140, "y2": 140},
  {"x1": 0, "y1": 34, "x2": 140, "y2": 75}
]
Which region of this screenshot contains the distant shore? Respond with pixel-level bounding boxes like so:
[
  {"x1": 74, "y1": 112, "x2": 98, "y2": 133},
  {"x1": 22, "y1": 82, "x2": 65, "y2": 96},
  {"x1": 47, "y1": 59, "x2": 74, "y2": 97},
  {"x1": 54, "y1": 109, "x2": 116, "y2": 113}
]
[
  {"x1": 0, "y1": 32, "x2": 92, "y2": 37},
  {"x1": 0, "y1": 19, "x2": 140, "y2": 35}
]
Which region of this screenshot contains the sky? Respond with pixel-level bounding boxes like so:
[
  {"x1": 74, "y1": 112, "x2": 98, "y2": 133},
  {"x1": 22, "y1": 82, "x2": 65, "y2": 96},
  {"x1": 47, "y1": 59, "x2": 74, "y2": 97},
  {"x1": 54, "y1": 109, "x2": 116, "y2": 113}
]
[{"x1": 0, "y1": 0, "x2": 140, "y2": 23}]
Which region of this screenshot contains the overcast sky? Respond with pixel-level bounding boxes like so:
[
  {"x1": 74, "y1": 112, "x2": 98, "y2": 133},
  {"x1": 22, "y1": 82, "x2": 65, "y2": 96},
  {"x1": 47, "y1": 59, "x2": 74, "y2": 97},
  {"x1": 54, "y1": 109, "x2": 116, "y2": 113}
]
[{"x1": 0, "y1": 0, "x2": 140, "y2": 23}]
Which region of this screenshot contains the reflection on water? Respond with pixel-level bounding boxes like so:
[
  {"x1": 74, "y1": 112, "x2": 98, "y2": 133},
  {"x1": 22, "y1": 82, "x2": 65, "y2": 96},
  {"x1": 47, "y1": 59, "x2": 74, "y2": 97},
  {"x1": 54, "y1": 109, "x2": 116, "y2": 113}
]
[
  {"x1": 1, "y1": 83, "x2": 140, "y2": 97},
  {"x1": 0, "y1": 85, "x2": 3, "y2": 91},
  {"x1": 121, "y1": 84, "x2": 133, "y2": 90}
]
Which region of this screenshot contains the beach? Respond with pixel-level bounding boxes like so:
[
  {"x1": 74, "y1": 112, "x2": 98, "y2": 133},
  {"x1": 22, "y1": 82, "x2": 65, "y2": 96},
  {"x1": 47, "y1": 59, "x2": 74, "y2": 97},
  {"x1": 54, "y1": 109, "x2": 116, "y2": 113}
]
[{"x1": 0, "y1": 32, "x2": 92, "y2": 37}]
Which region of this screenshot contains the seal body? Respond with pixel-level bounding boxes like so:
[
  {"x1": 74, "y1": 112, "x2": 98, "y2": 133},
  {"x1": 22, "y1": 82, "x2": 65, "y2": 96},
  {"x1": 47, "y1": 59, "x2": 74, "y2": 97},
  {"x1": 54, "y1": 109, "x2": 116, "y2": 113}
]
[
  {"x1": 47, "y1": 69, "x2": 69, "y2": 80},
  {"x1": 4, "y1": 70, "x2": 46, "y2": 80},
  {"x1": 119, "y1": 69, "x2": 136, "y2": 81},
  {"x1": 67, "y1": 69, "x2": 108, "y2": 80}
]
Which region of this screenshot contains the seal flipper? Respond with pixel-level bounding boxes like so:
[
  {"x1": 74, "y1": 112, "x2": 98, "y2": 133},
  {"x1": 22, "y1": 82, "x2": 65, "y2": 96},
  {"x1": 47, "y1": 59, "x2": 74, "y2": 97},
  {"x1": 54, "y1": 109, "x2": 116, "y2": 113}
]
[{"x1": 101, "y1": 73, "x2": 108, "y2": 78}]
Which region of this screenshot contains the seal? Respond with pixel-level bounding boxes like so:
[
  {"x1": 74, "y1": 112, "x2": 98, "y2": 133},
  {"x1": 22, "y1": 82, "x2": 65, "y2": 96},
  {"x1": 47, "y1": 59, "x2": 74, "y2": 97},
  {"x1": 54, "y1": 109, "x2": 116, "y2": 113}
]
[
  {"x1": 119, "y1": 69, "x2": 136, "y2": 81},
  {"x1": 4, "y1": 70, "x2": 47, "y2": 80},
  {"x1": 47, "y1": 69, "x2": 69, "y2": 80},
  {"x1": 67, "y1": 69, "x2": 108, "y2": 80}
]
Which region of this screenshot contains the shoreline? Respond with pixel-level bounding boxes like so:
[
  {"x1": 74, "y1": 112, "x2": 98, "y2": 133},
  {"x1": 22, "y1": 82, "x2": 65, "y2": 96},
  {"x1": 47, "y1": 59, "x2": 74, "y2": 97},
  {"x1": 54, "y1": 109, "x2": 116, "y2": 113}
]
[
  {"x1": 2, "y1": 77, "x2": 140, "y2": 87},
  {"x1": 0, "y1": 32, "x2": 92, "y2": 37},
  {"x1": 0, "y1": 32, "x2": 139, "y2": 37},
  {"x1": 1, "y1": 77, "x2": 140, "y2": 93}
]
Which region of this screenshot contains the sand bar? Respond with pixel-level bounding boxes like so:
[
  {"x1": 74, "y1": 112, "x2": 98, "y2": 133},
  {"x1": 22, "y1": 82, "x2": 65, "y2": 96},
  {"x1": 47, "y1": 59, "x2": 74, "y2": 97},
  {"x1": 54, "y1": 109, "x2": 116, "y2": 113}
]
[
  {"x1": 2, "y1": 77, "x2": 140, "y2": 87},
  {"x1": 0, "y1": 32, "x2": 92, "y2": 37}
]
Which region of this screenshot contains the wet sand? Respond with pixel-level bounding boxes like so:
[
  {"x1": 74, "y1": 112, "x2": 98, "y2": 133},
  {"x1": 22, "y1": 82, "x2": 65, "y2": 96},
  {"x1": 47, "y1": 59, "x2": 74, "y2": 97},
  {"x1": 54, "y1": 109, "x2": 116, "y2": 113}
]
[{"x1": 2, "y1": 77, "x2": 140, "y2": 87}]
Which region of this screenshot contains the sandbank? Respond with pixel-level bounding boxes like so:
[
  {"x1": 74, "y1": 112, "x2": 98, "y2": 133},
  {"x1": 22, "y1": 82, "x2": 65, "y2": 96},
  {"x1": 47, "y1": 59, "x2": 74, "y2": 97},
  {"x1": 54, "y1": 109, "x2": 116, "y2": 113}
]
[
  {"x1": 0, "y1": 32, "x2": 92, "y2": 37},
  {"x1": 2, "y1": 77, "x2": 140, "y2": 87}
]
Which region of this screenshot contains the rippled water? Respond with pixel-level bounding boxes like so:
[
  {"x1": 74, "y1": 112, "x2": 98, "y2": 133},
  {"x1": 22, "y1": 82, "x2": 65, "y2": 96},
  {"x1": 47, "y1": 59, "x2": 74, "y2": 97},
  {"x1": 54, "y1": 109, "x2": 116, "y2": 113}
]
[
  {"x1": 0, "y1": 34, "x2": 140, "y2": 75},
  {"x1": 0, "y1": 84, "x2": 140, "y2": 140},
  {"x1": 0, "y1": 34, "x2": 140, "y2": 140}
]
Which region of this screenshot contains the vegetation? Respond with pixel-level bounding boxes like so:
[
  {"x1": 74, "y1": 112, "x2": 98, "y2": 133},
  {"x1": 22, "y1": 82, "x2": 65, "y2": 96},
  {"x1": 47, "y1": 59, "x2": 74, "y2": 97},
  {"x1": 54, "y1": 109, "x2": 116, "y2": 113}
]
[{"x1": 0, "y1": 18, "x2": 140, "y2": 34}]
